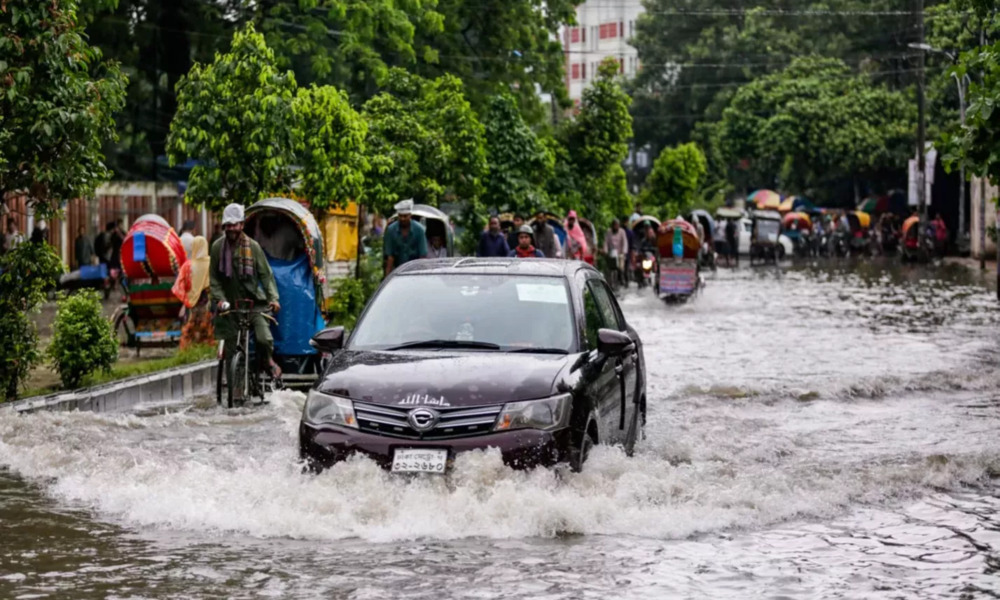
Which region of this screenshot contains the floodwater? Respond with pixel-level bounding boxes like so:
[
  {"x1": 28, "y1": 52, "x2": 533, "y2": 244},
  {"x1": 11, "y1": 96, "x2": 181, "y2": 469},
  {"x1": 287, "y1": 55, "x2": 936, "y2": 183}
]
[{"x1": 2, "y1": 259, "x2": 999, "y2": 599}]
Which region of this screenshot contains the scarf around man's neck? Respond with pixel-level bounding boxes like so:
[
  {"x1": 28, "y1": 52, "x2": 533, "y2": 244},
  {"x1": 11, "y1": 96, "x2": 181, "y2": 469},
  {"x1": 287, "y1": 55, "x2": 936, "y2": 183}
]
[{"x1": 220, "y1": 233, "x2": 254, "y2": 278}]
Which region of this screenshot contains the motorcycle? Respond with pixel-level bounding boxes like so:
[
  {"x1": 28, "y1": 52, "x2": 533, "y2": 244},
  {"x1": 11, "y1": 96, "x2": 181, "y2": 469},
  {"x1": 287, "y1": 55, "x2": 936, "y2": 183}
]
[{"x1": 636, "y1": 249, "x2": 656, "y2": 288}]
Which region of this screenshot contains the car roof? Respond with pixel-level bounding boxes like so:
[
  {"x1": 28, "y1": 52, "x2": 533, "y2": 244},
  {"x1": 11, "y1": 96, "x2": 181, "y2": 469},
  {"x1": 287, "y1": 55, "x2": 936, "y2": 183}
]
[{"x1": 393, "y1": 257, "x2": 597, "y2": 279}]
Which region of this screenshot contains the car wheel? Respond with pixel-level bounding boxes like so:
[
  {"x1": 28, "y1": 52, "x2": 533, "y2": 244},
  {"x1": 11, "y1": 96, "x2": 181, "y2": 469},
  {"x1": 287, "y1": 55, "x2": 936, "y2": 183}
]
[{"x1": 569, "y1": 428, "x2": 595, "y2": 473}]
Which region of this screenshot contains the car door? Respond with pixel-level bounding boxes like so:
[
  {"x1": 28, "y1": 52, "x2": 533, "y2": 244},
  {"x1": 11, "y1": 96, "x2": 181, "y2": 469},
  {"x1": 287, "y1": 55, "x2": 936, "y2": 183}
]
[
  {"x1": 588, "y1": 279, "x2": 637, "y2": 441},
  {"x1": 581, "y1": 280, "x2": 622, "y2": 444}
]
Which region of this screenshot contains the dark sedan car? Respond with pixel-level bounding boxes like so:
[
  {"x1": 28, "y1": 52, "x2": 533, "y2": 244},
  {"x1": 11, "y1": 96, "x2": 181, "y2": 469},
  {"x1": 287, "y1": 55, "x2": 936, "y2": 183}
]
[{"x1": 300, "y1": 258, "x2": 646, "y2": 474}]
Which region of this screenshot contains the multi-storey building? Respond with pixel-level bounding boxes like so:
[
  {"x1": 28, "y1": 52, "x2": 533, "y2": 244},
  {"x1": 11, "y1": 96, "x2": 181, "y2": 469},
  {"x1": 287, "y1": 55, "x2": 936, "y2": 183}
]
[{"x1": 563, "y1": 0, "x2": 644, "y2": 104}]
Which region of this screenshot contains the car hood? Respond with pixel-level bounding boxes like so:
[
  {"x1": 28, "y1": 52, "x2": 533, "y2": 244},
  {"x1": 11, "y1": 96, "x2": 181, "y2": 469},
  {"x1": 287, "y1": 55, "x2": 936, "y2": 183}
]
[{"x1": 317, "y1": 350, "x2": 574, "y2": 407}]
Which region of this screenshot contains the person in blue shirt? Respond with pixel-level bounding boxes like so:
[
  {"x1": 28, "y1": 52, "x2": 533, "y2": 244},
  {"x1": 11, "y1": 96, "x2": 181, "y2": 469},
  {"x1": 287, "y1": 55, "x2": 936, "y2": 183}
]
[
  {"x1": 477, "y1": 215, "x2": 510, "y2": 257},
  {"x1": 508, "y1": 225, "x2": 545, "y2": 258},
  {"x1": 384, "y1": 199, "x2": 428, "y2": 275}
]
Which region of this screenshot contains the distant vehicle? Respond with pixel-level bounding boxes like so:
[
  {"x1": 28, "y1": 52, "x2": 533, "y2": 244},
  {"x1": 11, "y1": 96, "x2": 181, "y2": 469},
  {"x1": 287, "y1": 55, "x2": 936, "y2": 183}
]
[
  {"x1": 749, "y1": 210, "x2": 783, "y2": 264},
  {"x1": 300, "y1": 258, "x2": 646, "y2": 474},
  {"x1": 388, "y1": 204, "x2": 455, "y2": 257},
  {"x1": 656, "y1": 219, "x2": 702, "y2": 301}
]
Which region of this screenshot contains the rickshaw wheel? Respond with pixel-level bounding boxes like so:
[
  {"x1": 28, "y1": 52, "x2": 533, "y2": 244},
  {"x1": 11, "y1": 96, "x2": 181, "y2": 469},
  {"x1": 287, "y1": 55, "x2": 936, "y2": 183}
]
[{"x1": 112, "y1": 308, "x2": 134, "y2": 347}]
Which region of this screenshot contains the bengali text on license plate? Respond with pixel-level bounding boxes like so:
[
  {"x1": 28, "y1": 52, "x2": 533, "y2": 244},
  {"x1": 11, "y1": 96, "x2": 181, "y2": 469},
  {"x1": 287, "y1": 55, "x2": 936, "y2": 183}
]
[{"x1": 391, "y1": 449, "x2": 448, "y2": 473}]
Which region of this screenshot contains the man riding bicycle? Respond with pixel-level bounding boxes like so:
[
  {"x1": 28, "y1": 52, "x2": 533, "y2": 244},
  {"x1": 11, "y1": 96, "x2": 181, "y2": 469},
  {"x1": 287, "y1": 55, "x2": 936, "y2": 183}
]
[{"x1": 210, "y1": 203, "x2": 282, "y2": 378}]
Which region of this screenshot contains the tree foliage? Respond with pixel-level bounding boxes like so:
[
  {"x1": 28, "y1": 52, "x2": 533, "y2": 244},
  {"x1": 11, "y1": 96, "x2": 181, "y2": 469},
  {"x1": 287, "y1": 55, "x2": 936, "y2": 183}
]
[
  {"x1": 641, "y1": 143, "x2": 708, "y2": 217},
  {"x1": 167, "y1": 24, "x2": 298, "y2": 211},
  {"x1": 482, "y1": 94, "x2": 553, "y2": 215},
  {"x1": 715, "y1": 57, "x2": 913, "y2": 200},
  {"x1": 0, "y1": 0, "x2": 127, "y2": 220},
  {"x1": 0, "y1": 242, "x2": 64, "y2": 401},
  {"x1": 293, "y1": 85, "x2": 370, "y2": 211},
  {"x1": 250, "y1": 0, "x2": 444, "y2": 98},
  {"x1": 49, "y1": 291, "x2": 119, "y2": 389},
  {"x1": 361, "y1": 69, "x2": 486, "y2": 216},
  {"x1": 414, "y1": 0, "x2": 578, "y2": 119},
  {"x1": 168, "y1": 25, "x2": 370, "y2": 213},
  {"x1": 553, "y1": 58, "x2": 634, "y2": 228},
  {"x1": 942, "y1": 40, "x2": 1000, "y2": 184}
]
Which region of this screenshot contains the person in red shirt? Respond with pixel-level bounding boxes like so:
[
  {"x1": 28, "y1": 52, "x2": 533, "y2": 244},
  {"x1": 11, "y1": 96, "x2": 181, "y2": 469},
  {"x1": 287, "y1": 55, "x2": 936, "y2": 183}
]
[{"x1": 508, "y1": 225, "x2": 544, "y2": 258}]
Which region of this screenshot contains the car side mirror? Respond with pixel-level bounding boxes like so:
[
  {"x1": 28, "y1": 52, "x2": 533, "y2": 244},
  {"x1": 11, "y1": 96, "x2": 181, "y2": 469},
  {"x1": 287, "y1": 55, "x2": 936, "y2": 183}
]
[
  {"x1": 597, "y1": 328, "x2": 634, "y2": 357},
  {"x1": 310, "y1": 326, "x2": 345, "y2": 352}
]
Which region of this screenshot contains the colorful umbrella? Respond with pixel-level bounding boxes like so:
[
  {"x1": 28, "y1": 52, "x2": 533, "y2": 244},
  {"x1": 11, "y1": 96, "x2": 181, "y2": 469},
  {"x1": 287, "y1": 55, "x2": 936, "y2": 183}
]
[
  {"x1": 858, "y1": 196, "x2": 890, "y2": 214},
  {"x1": 750, "y1": 189, "x2": 781, "y2": 210},
  {"x1": 853, "y1": 211, "x2": 871, "y2": 229}
]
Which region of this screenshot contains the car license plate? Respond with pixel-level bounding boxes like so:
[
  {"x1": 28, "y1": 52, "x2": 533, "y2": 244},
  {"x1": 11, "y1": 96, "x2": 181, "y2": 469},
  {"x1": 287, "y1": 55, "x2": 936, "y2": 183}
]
[{"x1": 391, "y1": 449, "x2": 448, "y2": 474}]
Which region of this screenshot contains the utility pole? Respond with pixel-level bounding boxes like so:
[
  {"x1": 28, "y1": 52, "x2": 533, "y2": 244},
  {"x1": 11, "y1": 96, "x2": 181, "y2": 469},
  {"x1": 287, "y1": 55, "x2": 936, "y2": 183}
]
[
  {"x1": 916, "y1": 0, "x2": 927, "y2": 258},
  {"x1": 956, "y1": 74, "x2": 967, "y2": 249}
]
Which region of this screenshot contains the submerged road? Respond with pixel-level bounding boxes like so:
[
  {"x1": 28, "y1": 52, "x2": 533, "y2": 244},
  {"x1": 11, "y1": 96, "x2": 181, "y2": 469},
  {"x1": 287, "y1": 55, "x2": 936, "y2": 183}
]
[{"x1": 2, "y1": 260, "x2": 1000, "y2": 599}]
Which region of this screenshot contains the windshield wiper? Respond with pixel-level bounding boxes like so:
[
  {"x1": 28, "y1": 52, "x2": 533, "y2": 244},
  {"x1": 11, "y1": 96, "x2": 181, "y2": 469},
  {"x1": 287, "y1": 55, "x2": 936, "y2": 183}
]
[
  {"x1": 506, "y1": 347, "x2": 570, "y2": 355},
  {"x1": 387, "y1": 339, "x2": 502, "y2": 351}
]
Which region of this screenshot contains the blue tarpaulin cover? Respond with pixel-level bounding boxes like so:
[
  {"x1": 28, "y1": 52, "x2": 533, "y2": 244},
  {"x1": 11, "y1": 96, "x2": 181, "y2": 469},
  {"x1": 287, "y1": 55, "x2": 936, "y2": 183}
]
[
  {"x1": 268, "y1": 253, "x2": 325, "y2": 356},
  {"x1": 133, "y1": 231, "x2": 147, "y2": 262}
]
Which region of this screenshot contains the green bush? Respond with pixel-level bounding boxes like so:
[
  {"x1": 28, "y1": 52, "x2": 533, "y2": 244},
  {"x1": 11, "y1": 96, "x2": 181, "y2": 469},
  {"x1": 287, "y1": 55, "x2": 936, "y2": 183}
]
[
  {"x1": 327, "y1": 238, "x2": 383, "y2": 331},
  {"x1": 0, "y1": 241, "x2": 64, "y2": 401},
  {"x1": 48, "y1": 290, "x2": 118, "y2": 389}
]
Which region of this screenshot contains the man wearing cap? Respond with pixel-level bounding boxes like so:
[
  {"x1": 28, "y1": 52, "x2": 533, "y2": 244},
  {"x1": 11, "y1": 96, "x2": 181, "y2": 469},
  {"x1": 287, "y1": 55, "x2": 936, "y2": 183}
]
[
  {"x1": 210, "y1": 203, "x2": 282, "y2": 377},
  {"x1": 384, "y1": 199, "x2": 428, "y2": 275},
  {"x1": 508, "y1": 225, "x2": 544, "y2": 258}
]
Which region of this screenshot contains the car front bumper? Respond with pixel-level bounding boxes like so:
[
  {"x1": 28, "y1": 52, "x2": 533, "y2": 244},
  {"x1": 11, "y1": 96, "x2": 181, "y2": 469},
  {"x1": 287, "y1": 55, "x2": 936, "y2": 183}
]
[{"x1": 299, "y1": 422, "x2": 572, "y2": 471}]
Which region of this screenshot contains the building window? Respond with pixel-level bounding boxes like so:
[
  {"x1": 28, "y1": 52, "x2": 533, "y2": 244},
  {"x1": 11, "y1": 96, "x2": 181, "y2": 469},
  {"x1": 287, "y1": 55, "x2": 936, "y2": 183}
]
[
  {"x1": 629, "y1": 20, "x2": 634, "y2": 38},
  {"x1": 619, "y1": 57, "x2": 624, "y2": 73},
  {"x1": 581, "y1": 63, "x2": 587, "y2": 80},
  {"x1": 581, "y1": 27, "x2": 586, "y2": 43},
  {"x1": 620, "y1": 21, "x2": 624, "y2": 38},
  {"x1": 599, "y1": 22, "x2": 618, "y2": 39},
  {"x1": 570, "y1": 27, "x2": 580, "y2": 44},
  {"x1": 571, "y1": 63, "x2": 580, "y2": 80}
]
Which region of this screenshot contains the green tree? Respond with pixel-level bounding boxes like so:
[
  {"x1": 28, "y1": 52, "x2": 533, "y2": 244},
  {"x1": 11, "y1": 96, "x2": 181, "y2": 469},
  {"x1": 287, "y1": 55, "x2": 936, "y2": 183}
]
[
  {"x1": 482, "y1": 94, "x2": 554, "y2": 215},
  {"x1": 0, "y1": 0, "x2": 127, "y2": 221},
  {"x1": 716, "y1": 57, "x2": 913, "y2": 202},
  {"x1": 293, "y1": 85, "x2": 370, "y2": 211},
  {"x1": 414, "y1": 0, "x2": 578, "y2": 119},
  {"x1": 556, "y1": 58, "x2": 634, "y2": 228},
  {"x1": 0, "y1": 242, "x2": 65, "y2": 401},
  {"x1": 942, "y1": 40, "x2": 1000, "y2": 185},
  {"x1": 641, "y1": 143, "x2": 708, "y2": 217},
  {"x1": 250, "y1": 0, "x2": 444, "y2": 99},
  {"x1": 167, "y1": 24, "x2": 299, "y2": 211},
  {"x1": 361, "y1": 69, "x2": 487, "y2": 216}
]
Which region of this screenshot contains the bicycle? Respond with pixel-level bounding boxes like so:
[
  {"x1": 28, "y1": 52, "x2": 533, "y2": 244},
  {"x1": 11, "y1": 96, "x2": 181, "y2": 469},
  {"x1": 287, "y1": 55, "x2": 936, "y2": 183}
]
[{"x1": 216, "y1": 299, "x2": 281, "y2": 408}]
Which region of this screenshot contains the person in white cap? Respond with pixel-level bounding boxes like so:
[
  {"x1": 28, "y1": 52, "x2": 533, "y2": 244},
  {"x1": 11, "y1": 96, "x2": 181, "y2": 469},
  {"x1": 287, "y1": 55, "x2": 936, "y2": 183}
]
[
  {"x1": 383, "y1": 199, "x2": 427, "y2": 275},
  {"x1": 209, "y1": 203, "x2": 282, "y2": 378}
]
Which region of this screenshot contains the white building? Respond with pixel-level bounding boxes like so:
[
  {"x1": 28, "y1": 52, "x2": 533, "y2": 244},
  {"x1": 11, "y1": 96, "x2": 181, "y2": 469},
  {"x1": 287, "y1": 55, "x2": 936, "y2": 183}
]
[{"x1": 563, "y1": 0, "x2": 644, "y2": 104}]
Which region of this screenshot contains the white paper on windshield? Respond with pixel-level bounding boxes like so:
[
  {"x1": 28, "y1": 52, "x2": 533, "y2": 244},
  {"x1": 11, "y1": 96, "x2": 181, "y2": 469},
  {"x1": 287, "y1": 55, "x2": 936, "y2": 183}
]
[{"x1": 516, "y1": 283, "x2": 567, "y2": 304}]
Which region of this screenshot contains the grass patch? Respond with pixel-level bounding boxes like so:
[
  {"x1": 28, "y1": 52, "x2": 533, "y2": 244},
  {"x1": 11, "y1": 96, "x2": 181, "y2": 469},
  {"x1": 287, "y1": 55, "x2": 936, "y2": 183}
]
[{"x1": 19, "y1": 345, "x2": 215, "y2": 399}]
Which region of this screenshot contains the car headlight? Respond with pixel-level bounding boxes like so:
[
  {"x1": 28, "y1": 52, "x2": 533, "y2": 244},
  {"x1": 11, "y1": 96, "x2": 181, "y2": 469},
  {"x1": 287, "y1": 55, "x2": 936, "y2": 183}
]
[
  {"x1": 494, "y1": 394, "x2": 572, "y2": 432},
  {"x1": 641, "y1": 259, "x2": 653, "y2": 270},
  {"x1": 303, "y1": 389, "x2": 358, "y2": 429}
]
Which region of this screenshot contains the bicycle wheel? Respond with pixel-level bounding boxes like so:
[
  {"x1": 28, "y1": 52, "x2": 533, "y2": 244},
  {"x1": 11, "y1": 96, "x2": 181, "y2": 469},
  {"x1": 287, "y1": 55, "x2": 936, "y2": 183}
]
[
  {"x1": 227, "y1": 350, "x2": 249, "y2": 408},
  {"x1": 215, "y1": 358, "x2": 225, "y2": 405}
]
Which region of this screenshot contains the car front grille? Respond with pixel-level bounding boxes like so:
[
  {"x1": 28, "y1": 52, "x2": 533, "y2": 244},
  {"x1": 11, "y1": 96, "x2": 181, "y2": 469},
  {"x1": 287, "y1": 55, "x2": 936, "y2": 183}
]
[{"x1": 353, "y1": 401, "x2": 502, "y2": 440}]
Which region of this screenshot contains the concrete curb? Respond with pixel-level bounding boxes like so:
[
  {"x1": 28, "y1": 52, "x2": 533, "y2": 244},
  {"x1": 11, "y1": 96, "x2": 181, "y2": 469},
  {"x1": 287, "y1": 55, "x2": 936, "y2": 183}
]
[{"x1": 9, "y1": 361, "x2": 218, "y2": 414}]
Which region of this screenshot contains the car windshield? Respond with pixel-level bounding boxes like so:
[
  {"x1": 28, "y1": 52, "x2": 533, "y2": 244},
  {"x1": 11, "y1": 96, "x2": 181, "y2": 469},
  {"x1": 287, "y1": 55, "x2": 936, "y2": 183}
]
[{"x1": 349, "y1": 274, "x2": 576, "y2": 352}]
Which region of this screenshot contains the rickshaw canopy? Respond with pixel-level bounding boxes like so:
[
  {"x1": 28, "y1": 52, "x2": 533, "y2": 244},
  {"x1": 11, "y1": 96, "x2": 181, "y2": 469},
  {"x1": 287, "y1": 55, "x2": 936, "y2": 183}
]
[
  {"x1": 902, "y1": 215, "x2": 921, "y2": 239},
  {"x1": 783, "y1": 212, "x2": 812, "y2": 231},
  {"x1": 657, "y1": 219, "x2": 701, "y2": 259},
  {"x1": 750, "y1": 189, "x2": 781, "y2": 211},
  {"x1": 690, "y1": 209, "x2": 716, "y2": 240},
  {"x1": 715, "y1": 207, "x2": 743, "y2": 220},
  {"x1": 847, "y1": 211, "x2": 871, "y2": 230},
  {"x1": 245, "y1": 197, "x2": 324, "y2": 274},
  {"x1": 390, "y1": 204, "x2": 455, "y2": 255}
]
